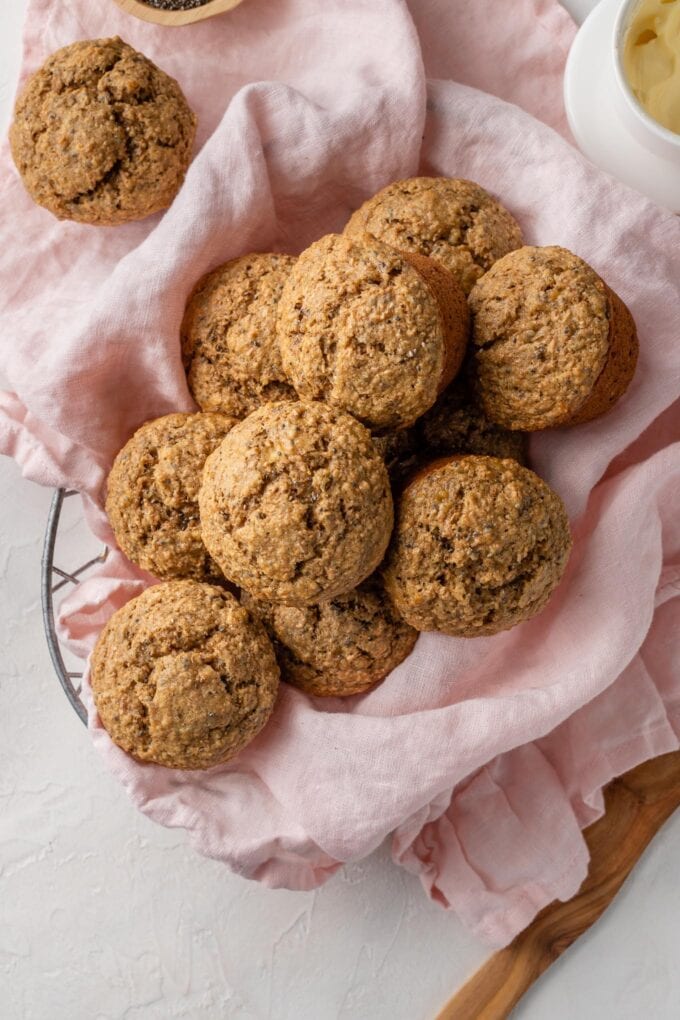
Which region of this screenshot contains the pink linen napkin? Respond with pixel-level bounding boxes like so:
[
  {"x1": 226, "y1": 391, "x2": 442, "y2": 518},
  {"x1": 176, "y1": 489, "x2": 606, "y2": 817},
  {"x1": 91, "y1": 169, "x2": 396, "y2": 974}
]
[{"x1": 2, "y1": 0, "x2": 680, "y2": 947}]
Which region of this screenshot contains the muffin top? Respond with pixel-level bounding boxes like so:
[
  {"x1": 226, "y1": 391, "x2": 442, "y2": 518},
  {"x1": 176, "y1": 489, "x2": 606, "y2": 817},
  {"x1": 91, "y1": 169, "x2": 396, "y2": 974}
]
[
  {"x1": 420, "y1": 377, "x2": 527, "y2": 464},
  {"x1": 382, "y1": 456, "x2": 571, "y2": 637},
  {"x1": 106, "y1": 412, "x2": 237, "y2": 581},
  {"x1": 345, "y1": 177, "x2": 523, "y2": 295},
  {"x1": 244, "y1": 578, "x2": 418, "y2": 698},
  {"x1": 90, "y1": 581, "x2": 280, "y2": 770},
  {"x1": 199, "y1": 401, "x2": 394, "y2": 606},
  {"x1": 10, "y1": 37, "x2": 196, "y2": 225},
  {"x1": 277, "y1": 233, "x2": 467, "y2": 431},
  {"x1": 181, "y1": 253, "x2": 297, "y2": 418},
  {"x1": 469, "y1": 246, "x2": 611, "y2": 430}
]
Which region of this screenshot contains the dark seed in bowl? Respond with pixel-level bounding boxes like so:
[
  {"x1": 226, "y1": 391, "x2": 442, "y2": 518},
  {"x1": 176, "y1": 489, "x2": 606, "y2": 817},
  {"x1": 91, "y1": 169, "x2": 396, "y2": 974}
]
[{"x1": 142, "y1": 0, "x2": 210, "y2": 10}]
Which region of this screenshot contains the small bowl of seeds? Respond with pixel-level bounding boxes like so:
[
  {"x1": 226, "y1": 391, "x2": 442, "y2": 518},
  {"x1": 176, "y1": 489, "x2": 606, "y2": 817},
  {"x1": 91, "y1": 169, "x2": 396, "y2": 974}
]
[{"x1": 114, "y1": 0, "x2": 246, "y2": 26}]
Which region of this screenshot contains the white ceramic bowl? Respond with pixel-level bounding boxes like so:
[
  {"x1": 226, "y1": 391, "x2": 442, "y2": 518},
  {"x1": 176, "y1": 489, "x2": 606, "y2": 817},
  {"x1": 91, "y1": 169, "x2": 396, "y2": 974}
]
[
  {"x1": 612, "y1": 0, "x2": 680, "y2": 159},
  {"x1": 564, "y1": 0, "x2": 680, "y2": 212}
]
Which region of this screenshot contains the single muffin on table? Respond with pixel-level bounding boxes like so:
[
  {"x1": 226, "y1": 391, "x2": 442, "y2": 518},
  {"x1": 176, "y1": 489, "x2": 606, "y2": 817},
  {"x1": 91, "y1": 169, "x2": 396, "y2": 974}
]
[
  {"x1": 243, "y1": 577, "x2": 418, "y2": 698},
  {"x1": 181, "y1": 253, "x2": 297, "y2": 418},
  {"x1": 10, "y1": 37, "x2": 196, "y2": 225},
  {"x1": 105, "y1": 412, "x2": 237, "y2": 581},
  {"x1": 90, "y1": 581, "x2": 280, "y2": 770},
  {"x1": 199, "y1": 401, "x2": 394, "y2": 606},
  {"x1": 383, "y1": 455, "x2": 571, "y2": 637},
  {"x1": 276, "y1": 233, "x2": 469, "y2": 432},
  {"x1": 469, "y1": 246, "x2": 638, "y2": 430},
  {"x1": 344, "y1": 177, "x2": 523, "y2": 295}
]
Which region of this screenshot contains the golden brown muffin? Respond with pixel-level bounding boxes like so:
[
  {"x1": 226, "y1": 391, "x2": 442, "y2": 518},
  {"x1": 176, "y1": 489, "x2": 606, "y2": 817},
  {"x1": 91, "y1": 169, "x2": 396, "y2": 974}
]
[
  {"x1": 10, "y1": 37, "x2": 196, "y2": 225},
  {"x1": 420, "y1": 377, "x2": 528, "y2": 464},
  {"x1": 382, "y1": 456, "x2": 571, "y2": 637},
  {"x1": 469, "y1": 246, "x2": 638, "y2": 430},
  {"x1": 345, "y1": 177, "x2": 523, "y2": 295},
  {"x1": 243, "y1": 578, "x2": 418, "y2": 697},
  {"x1": 106, "y1": 412, "x2": 237, "y2": 581},
  {"x1": 181, "y1": 253, "x2": 297, "y2": 418},
  {"x1": 199, "y1": 401, "x2": 394, "y2": 606},
  {"x1": 277, "y1": 233, "x2": 469, "y2": 431},
  {"x1": 90, "y1": 581, "x2": 280, "y2": 770}
]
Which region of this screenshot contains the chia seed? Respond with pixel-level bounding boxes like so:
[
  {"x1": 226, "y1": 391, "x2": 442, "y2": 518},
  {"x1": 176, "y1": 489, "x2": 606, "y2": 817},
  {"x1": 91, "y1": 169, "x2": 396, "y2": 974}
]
[{"x1": 142, "y1": 0, "x2": 210, "y2": 9}]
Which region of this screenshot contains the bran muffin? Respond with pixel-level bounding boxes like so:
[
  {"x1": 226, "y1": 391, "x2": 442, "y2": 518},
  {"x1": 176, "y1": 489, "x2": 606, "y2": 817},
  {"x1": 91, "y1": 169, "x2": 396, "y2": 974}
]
[
  {"x1": 469, "y1": 246, "x2": 639, "y2": 430},
  {"x1": 243, "y1": 578, "x2": 418, "y2": 697},
  {"x1": 383, "y1": 456, "x2": 571, "y2": 637},
  {"x1": 199, "y1": 401, "x2": 394, "y2": 606},
  {"x1": 277, "y1": 233, "x2": 469, "y2": 431},
  {"x1": 344, "y1": 177, "x2": 523, "y2": 295},
  {"x1": 106, "y1": 412, "x2": 237, "y2": 581},
  {"x1": 181, "y1": 253, "x2": 297, "y2": 418},
  {"x1": 90, "y1": 580, "x2": 279, "y2": 770},
  {"x1": 10, "y1": 38, "x2": 196, "y2": 226},
  {"x1": 420, "y1": 377, "x2": 528, "y2": 464}
]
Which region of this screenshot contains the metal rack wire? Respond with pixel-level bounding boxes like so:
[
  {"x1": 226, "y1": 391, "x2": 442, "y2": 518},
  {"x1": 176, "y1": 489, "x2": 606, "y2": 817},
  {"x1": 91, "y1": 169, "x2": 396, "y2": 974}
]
[{"x1": 40, "y1": 489, "x2": 108, "y2": 724}]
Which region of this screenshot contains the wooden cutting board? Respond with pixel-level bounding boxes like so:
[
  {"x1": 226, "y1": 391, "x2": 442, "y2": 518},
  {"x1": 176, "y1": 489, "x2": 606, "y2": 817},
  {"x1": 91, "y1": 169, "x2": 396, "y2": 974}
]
[{"x1": 436, "y1": 750, "x2": 680, "y2": 1019}]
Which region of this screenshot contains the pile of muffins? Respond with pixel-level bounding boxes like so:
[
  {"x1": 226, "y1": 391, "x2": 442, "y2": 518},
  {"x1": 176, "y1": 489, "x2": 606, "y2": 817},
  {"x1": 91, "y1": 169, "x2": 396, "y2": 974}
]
[{"x1": 10, "y1": 39, "x2": 639, "y2": 771}]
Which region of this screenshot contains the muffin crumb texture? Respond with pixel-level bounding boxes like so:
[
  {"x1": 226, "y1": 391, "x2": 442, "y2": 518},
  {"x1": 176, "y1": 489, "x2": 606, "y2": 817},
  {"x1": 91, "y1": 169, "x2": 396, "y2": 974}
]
[
  {"x1": 383, "y1": 456, "x2": 571, "y2": 636},
  {"x1": 345, "y1": 177, "x2": 523, "y2": 294},
  {"x1": 421, "y1": 377, "x2": 528, "y2": 463},
  {"x1": 244, "y1": 578, "x2": 418, "y2": 697},
  {"x1": 90, "y1": 581, "x2": 280, "y2": 770},
  {"x1": 10, "y1": 37, "x2": 196, "y2": 225},
  {"x1": 372, "y1": 428, "x2": 421, "y2": 487},
  {"x1": 182, "y1": 253, "x2": 297, "y2": 418},
  {"x1": 105, "y1": 412, "x2": 237, "y2": 582},
  {"x1": 199, "y1": 401, "x2": 393, "y2": 606}
]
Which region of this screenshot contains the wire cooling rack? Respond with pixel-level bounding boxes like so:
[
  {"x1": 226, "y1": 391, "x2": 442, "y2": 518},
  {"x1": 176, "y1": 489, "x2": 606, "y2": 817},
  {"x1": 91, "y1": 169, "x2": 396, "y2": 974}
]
[{"x1": 41, "y1": 489, "x2": 108, "y2": 724}]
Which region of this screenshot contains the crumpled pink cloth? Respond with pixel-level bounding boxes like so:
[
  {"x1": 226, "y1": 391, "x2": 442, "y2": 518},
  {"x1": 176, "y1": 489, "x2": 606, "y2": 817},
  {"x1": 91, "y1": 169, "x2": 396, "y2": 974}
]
[{"x1": 2, "y1": 0, "x2": 680, "y2": 948}]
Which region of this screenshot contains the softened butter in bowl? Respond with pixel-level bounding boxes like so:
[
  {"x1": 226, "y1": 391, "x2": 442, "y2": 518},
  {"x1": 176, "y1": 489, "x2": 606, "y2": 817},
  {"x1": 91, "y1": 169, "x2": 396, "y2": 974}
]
[{"x1": 623, "y1": 0, "x2": 680, "y2": 135}]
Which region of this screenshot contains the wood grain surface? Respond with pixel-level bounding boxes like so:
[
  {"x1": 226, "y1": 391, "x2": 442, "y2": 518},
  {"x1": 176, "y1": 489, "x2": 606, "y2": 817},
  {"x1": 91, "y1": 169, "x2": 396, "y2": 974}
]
[
  {"x1": 114, "y1": 0, "x2": 245, "y2": 27},
  {"x1": 436, "y1": 750, "x2": 680, "y2": 1020}
]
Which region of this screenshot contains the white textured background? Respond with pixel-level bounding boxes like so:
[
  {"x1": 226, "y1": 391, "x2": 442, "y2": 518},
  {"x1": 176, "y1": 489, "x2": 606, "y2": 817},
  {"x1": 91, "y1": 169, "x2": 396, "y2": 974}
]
[{"x1": 2, "y1": 1, "x2": 680, "y2": 1017}]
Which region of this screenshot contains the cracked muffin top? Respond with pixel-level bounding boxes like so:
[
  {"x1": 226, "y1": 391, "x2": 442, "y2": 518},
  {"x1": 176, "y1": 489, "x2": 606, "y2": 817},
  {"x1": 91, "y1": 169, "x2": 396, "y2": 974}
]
[
  {"x1": 344, "y1": 177, "x2": 523, "y2": 295},
  {"x1": 90, "y1": 581, "x2": 279, "y2": 770},
  {"x1": 10, "y1": 37, "x2": 196, "y2": 225},
  {"x1": 106, "y1": 412, "x2": 237, "y2": 581},
  {"x1": 469, "y1": 246, "x2": 638, "y2": 430},
  {"x1": 382, "y1": 456, "x2": 571, "y2": 637},
  {"x1": 243, "y1": 578, "x2": 418, "y2": 697},
  {"x1": 420, "y1": 376, "x2": 528, "y2": 464},
  {"x1": 199, "y1": 401, "x2": 394, "y2": 606},
  {"x1": 276, "y1": 233, "x2": 469, "y2": 431},
  {"x1": 181, "y1": 253, "x2": 297, "y2": 418}
]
